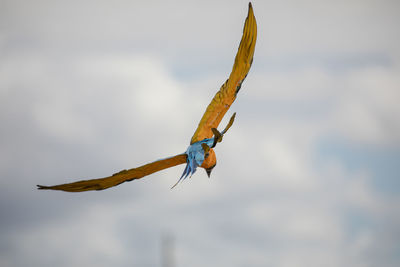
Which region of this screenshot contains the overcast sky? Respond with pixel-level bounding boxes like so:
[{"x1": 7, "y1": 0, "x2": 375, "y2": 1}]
[{"x1": 1, "y1": 0, "x2": 400, "y2": 267}]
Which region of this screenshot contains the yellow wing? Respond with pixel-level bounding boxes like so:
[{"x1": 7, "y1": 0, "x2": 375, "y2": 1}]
[
  {"x1": 190, "y1": 3, "x2": 257, "y2": 144},
  {"x1": 37, "y1": 154, "x2": 187, "y2": 192}
]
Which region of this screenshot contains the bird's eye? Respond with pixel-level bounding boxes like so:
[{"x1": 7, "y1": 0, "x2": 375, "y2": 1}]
[{"x1": 205, "y1": 152, "x2": 209, "y2": 159}]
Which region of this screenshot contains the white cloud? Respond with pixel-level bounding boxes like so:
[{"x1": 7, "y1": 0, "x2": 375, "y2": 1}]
[
  {"x1": 12, "y1": 204, "x2": 128, "y2": 267},
  {"x1": 246, "y1": 63, "x2": 400, "y2": 146},
  {"x1": 261, "y1": 135, "x2": 316, "y2": 190},
  {"x1": 1, "y1": 1, "x2": 400, "y2": 267},
  {"x1": 332, "y1": 66, "x2": 400, "y2": 145}
]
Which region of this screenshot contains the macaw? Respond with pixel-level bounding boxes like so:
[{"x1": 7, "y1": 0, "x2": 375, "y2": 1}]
[{"x1": 37, "y1": 2, "x2": 257, "y2": 192}]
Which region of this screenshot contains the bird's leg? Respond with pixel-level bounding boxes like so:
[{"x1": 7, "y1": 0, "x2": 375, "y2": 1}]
[
  {"x1": 211, "y1": 112, "x2": 236, "y2": 148},
  {"x1": 211, "y1": 128, "x2": 223, "y2": 147}
]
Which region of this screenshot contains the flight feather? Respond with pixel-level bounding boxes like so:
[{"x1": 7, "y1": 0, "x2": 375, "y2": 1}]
[
  {"x1": 190, "y1": 3, "x2": 257, "y2": 144},
  {"x1": 37, "y1": 154, "x2": 187, "y2": 192}
]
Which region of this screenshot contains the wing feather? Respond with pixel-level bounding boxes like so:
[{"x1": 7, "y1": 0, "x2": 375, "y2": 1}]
[
  {"x1": 37, "y1": 154, "x2": 187, "y2": 192},
  {"x1": 190, "y1": 3, "x2": 257, "y2": 144}
]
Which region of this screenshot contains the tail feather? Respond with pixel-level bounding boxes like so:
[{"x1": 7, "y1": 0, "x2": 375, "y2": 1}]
[{"x1": 171, "y1": 155, "x2": 198, "y2": 189}]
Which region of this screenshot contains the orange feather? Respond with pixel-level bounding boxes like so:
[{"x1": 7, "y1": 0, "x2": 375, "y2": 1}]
[
  {"x1": 37, "y1": 154, "x2": 187, "y2": 192},
  {"x1": 190, "y1": 3, "x2": 257, "y2": 144}
]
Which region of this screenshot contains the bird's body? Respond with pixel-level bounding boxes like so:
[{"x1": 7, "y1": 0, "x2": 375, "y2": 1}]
[{"x1": 37, "y1": 2, "x2": 257, "y2": 192}]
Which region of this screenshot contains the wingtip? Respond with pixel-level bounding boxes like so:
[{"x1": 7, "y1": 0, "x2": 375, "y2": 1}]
[
  {"x1": 37, "y1": 184, "x2": 48, "y2": 190},
  {"x1": 248, "y1": 2, "x2": 255, "y2": 18}
]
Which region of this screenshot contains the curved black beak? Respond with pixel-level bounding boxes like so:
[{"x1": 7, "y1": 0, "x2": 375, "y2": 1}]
[{"x1": 205, "y1": 164, "x2": 216, "y2": 178}]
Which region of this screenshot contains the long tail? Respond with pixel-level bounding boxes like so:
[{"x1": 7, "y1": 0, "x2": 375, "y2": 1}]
[{"x1": 171, "y1": 154, "x2": 198, "y2": 189}]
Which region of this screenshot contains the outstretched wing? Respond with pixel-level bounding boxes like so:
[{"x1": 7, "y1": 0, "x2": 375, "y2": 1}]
[
  {"x1": 37, "y1": 154, "x2": 187, "y2": 192},
  {"x1": 190, "y1": 3, "x2": 257, "y2": 144}
]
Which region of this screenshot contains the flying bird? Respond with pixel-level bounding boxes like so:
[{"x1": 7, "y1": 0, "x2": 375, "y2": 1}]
[{"x1": 37, "y1": 2, "x2": 257, "y2": 192}]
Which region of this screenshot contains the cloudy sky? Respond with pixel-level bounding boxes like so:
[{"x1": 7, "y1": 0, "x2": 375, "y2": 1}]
[{"x1": 1, "y1": 0, "x2": 399, "y2": 266}]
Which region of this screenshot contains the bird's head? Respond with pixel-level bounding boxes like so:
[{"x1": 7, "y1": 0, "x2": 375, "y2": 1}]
[{"x1": 201, "y1": 148, "x2": 216, "y2": 177}]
